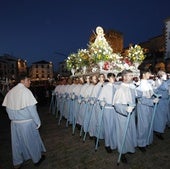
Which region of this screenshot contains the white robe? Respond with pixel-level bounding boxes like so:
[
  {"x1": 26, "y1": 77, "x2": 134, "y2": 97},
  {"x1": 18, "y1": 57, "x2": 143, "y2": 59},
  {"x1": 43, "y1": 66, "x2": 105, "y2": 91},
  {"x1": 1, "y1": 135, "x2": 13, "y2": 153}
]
[
  {"x1": 97, "y1": 82, "x2": 117, "y2": 149},
  {"x1": 2, "y1": 83, "x2": 37, "y2": 110},
  {"x1": 2, "y1": 83, "x2": 46, "y2": 166},
  {"x1": 113, "y1": 82, "x2": 137, "y2": 154},
  {"x1": 136, "y1": 79, "x2": 154, "y2": 146}
]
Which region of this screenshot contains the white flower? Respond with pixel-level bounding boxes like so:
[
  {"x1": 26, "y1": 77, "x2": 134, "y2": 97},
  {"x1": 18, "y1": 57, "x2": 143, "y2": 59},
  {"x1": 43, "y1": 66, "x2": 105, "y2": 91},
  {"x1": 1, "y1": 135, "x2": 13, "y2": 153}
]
[{"x1": 124, "y1": 63, "x2": 130, "y2": 69}]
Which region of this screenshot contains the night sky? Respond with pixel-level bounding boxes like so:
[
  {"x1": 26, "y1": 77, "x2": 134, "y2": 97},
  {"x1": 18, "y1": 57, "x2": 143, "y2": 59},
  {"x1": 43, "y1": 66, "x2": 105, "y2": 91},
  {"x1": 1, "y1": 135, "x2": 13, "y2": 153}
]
[{"x1": 0, "y1": 0, "x2": 169, "y2": 70}]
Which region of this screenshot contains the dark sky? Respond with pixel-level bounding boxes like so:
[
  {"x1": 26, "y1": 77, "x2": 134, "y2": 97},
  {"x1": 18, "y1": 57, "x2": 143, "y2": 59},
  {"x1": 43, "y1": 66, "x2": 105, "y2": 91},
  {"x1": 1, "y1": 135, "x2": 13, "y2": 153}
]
[{"x1": 0, "y1": 0, "x2": 169, "y2": 69}]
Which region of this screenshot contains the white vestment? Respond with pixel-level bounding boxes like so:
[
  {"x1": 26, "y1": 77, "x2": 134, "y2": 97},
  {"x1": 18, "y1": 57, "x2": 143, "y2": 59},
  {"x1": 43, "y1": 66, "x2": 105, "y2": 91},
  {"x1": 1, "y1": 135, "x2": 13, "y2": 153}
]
[{"x1": 2, "y1": 83, "x2": 37, "y2": 110}]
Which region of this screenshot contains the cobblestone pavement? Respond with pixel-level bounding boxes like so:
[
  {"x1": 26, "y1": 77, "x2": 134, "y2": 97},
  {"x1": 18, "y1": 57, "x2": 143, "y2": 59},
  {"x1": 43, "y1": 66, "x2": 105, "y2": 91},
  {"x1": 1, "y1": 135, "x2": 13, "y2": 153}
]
[{"x1": 1, "y1": 104, "x2": 170, "y2": 169}]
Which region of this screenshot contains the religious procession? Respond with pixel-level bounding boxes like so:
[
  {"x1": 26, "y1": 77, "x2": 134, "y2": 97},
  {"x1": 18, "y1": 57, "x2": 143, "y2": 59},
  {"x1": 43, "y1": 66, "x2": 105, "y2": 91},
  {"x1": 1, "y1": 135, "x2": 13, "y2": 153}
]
[{"x1": 49, "y1": 27, "x2": 170, "y2": 164}]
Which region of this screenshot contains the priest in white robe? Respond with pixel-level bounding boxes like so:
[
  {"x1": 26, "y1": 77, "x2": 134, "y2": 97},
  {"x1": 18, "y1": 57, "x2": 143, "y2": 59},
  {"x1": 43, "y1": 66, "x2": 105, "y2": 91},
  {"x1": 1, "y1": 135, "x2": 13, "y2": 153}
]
[{"x1": 2, "y1": 74, "x2": 46, "y2": 169}]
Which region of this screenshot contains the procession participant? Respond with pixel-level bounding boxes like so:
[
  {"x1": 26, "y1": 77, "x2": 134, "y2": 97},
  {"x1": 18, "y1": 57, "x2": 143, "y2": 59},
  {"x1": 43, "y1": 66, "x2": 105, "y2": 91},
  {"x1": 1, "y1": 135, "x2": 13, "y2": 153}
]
[
  {"x1": 166, "y1": 76, "x2": 170, "y2": 128},
  {"x1": 62, "y1": 78, "x2": 73, "y2": 122},
  {"x1": 91, "y1": 73, "x2": 105, "y2": 98},
  {"x1": 72, "y1": 76, "x2": 85, "y2": 132},
  {"x1": 54, "y1": 78, "x2": 66, "y2": 116},
  {"x1": 65, "y1": 77, "x2": 79, "y2": 125},
  {"x1": 98, "y1": 73, "x2": 117, "y2": 153},
  {"x1": 81, "y1": 75, "x2": 98, "y2": 135},
  {"x1": 49, "y1": 79, "x2": 63, "y2": 116},
  {"x1": 153, "y1": 70, "x2": 169, "y2": 140},
  {"x1": 76, "y1": 75, "x2": 92, "y2": 128},
  {"x1": 2, "y1": 73, "x2": 46, "y2": 169},
  {"x1": 113, "y1": 69, "x2": 137, "y2": 163},
  {"x1": 88, "y1": 73, "x2": 106, "y2": 139},
  {"x1": 57, "y1": 77, "x2": 69, "y2": 124},
  {"x1": 136, "y1": 69, "x2": 157, "y2": 152}
]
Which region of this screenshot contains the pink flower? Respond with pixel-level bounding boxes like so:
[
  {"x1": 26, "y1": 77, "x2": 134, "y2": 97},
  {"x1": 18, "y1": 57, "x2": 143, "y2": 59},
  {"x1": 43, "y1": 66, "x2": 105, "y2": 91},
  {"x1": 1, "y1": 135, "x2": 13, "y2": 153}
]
[{"x1": 103, "y1": 61, "x2": 110, "y2": 70}]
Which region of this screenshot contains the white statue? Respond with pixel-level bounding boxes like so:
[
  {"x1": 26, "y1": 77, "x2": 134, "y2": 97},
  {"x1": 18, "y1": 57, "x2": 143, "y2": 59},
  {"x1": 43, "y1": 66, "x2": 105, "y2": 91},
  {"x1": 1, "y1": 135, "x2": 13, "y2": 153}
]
[{"x1": 94, "y1": 26, "x2": 107, "y2": 44}]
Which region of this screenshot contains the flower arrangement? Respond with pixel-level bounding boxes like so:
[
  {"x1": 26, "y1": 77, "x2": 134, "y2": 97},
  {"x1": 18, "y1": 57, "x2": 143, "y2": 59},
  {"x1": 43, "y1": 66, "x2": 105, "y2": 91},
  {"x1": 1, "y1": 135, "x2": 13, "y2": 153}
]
[
  {"x1": 122, "y1": 57, "x2": 132, "y2": 66},
  {"x1": 77, "y1": 49, "x2": 90, "y2": 66},
  {"x1": 88, "y1": 41, "x2": 114, "y2": 63},
  {"x1": 65, "y1": 27, "x2": 144, "y2": 77},
  {"x1": 66, "y1": 53, "x2": 79, "y2": 70},
  {"x1": 128, "y1": 44, "x2": 145, "y2": 63}
]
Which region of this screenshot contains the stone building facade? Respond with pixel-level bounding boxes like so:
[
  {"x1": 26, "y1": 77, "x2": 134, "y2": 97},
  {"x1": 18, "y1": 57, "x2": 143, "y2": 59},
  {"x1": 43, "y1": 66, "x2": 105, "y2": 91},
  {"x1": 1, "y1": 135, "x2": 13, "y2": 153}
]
[
  {"x1": 0, "y1": 54, "x2": 27, "y2": 83},
  {"x1": 29, "y1": 60, "x2": 53, "y2": 83}
]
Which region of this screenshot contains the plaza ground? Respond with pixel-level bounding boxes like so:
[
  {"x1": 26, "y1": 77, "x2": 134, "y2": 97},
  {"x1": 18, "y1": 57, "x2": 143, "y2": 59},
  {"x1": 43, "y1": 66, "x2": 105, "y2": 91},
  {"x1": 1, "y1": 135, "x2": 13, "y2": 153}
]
[{"x1": 0, "y1": 104, "x2": 170, "y2": 169}]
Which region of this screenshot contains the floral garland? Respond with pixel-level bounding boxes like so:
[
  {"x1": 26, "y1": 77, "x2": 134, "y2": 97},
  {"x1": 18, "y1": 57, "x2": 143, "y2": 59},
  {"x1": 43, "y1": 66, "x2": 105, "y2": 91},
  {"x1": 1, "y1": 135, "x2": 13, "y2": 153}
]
[
  {"x1": 88, "y1": 40, "x2": 114, "y2": 63},
  {"x1": 66, "y1": 45, "x2": 144, "y2": 74},
  {"x1": 66, "y1": 53, "x2": 80, "y2": 70},
  {"x1": 128, "y1": 44, "x2": 145, "y2": 63},
  {"x1": 77, "y1": 49, "x2": 90, "y2": 66}
]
